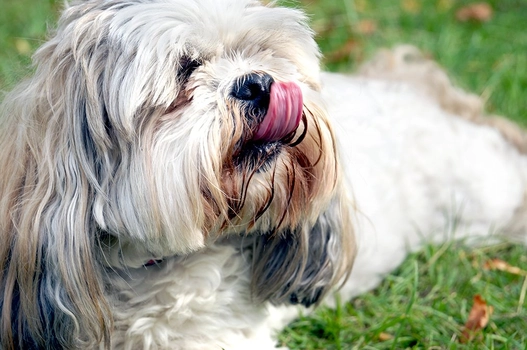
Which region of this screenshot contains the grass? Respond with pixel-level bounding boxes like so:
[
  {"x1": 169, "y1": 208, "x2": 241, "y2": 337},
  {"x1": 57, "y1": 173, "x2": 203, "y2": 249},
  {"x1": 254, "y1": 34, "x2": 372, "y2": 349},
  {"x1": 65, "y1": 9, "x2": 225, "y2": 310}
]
[
  {"x1": 0, "y1": 0, "x2": 61, "y2": 88},
  {"x1": 299, "y1": 0, "x2": 527, "y2": 125},
  {"x1": 1, "y1": 0, "x2": 526, "y2": 349},
  {"x1": 279, "y1": 243, "x2": 527, "y2": 349}
]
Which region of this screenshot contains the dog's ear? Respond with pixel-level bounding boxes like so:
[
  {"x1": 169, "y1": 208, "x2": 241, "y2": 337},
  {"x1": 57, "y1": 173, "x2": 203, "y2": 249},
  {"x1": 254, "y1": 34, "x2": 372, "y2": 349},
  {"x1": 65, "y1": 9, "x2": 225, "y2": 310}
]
[
  {"x1": 0, "y1": 56, "x2": 112, "y2": 350},
  {"x1": 250, "y1": 191, "x2": 355, "y2": 307}
]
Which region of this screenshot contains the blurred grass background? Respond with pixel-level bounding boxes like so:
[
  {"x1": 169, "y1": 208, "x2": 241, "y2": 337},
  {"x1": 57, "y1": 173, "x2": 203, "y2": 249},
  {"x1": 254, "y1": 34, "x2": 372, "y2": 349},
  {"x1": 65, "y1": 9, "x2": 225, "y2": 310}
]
[
  {"x1": 1, "y1": 0, "x2": 526, "y2": 349},
  {"x1": 300, "y1": 0, "x2": 527, "y2": 125},
  {"x1": 0, "y1": 0, "x2": 61, "y2": 88}
]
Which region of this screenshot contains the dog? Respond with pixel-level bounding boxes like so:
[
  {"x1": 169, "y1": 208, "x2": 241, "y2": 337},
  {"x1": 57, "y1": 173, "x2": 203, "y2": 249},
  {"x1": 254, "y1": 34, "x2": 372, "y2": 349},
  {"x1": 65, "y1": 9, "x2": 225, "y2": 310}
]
[{"x1": 0, "y1": 0, "x2": 525, "y2": 349}]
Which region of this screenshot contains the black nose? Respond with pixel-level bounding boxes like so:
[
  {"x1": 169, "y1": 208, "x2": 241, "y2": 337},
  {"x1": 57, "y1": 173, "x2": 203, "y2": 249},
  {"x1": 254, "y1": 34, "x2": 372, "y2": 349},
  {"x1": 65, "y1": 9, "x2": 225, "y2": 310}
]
[{"x1": 231, "y1": 72, "x2": 274, "y2": 111}]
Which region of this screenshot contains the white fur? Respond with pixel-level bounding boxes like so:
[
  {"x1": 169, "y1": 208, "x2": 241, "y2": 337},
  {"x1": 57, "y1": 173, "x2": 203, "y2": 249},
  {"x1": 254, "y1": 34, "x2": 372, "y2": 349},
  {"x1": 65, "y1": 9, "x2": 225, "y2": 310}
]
[
  {"x1": 324, "y1": 73, "x2": 527, "y2": 298},
  {"x1": 96, "y1": 72, "x2": 527, "y2": 349}
]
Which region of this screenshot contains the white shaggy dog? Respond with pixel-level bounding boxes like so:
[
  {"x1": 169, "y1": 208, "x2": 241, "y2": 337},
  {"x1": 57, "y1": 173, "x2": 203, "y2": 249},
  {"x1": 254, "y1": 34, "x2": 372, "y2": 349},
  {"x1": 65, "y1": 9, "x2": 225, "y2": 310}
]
[{"x1": 0, "y1": 0, "x2": 525, "y2": 349}]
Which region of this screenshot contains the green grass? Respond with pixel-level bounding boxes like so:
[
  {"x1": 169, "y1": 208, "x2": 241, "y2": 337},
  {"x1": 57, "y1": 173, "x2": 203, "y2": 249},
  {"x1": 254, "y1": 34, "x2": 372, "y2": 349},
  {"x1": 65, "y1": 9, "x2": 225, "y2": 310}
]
[
  {"x1": 0, "y1": 0, "x2": 61, "y2": 89},
  {"x1": 1, "y1": 0, "x2": 526, "y2": 349},
  {"x1": 278, "y1": 1, "x2": 527, "y2": 348},
  {"x1": 279, "y1": 243, "x2": 527, "y2": 349},
  {"x1": 299, "y1": 0, "x2": 527, "y2": 125}
]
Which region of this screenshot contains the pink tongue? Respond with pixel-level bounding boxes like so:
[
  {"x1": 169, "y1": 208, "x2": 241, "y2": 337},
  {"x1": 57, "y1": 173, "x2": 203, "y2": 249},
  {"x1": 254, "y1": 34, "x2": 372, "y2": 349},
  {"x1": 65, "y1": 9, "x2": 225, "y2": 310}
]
[{"x1": 253, "y1": 81, "x2": 303, "y2": 142}]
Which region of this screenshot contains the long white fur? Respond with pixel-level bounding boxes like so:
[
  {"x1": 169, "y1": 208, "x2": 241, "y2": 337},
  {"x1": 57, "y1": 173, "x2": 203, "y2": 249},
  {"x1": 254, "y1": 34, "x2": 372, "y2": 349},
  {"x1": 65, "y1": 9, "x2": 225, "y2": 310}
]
[
  {"x1": 325, "y1": 72, "x2": 527, "y2": 299},
  {"x1": 100, "y1": 72, "x2": 527, "y2": 349},
  {"x1": 1, "y1": 0, "x2": 526, "y2": 349}
]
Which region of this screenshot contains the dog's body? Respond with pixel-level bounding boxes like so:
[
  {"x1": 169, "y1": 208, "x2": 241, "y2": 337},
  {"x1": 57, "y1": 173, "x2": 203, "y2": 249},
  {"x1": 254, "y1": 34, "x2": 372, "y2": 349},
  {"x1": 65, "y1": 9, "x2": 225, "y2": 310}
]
[
  {"x1": 0, "y1": 0, "x2": 525, "y2": 349},
  {"x1": 102, "y1": 72, "x2": 527, "y2": 350},
  {"x1": 325, "y1": 71, "x2": 527, "y2": 296}
]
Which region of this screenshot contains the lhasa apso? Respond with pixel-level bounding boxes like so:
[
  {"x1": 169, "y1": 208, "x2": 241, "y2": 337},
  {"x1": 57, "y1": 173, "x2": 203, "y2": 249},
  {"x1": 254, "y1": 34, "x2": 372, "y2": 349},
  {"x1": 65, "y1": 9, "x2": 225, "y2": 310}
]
[{"x1": 0, "y1": 0, "x2": 525, "y2": 349}]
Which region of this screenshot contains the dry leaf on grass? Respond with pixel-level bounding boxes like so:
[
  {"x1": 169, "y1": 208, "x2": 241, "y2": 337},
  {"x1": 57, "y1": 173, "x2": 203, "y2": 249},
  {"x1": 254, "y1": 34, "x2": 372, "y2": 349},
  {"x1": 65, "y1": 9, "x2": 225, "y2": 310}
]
[
  {"x1": 460, "y1": 295, "x2": 493, "y2": 343},
  {"x1": 483, "y1": 258, "x2": 527, "y2": 276},
  {"x1": 15, "y1": 38, "x2": 32, "y2": 55},
  {"x1": 378, "y1": 332, "x2": 393, "y2": 341},
  {"x1": 456, "y1": 3, "x2": 493, "y2": 22}
]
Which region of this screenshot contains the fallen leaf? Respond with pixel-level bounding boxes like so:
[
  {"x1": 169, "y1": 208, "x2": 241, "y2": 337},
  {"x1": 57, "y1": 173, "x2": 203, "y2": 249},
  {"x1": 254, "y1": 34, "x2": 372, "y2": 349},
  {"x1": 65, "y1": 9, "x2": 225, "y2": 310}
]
[
  {"x1": 460, "y1": 295, "x2": 493, "y2": 343},
  {"x1": 15, "y1": 38, "x2": 32, "y2": 55},
  {"x1": 355, "y1": 20, "x2": 377, "y2": 35},
  {"x1": 378, "y1": 332, "x2": 393, "y2": 341},
  {"x1": 456, "y1": 3, "x2": 493, "y2": 22},
  {"x1": 483, "y1": 258, "x2": 527, "y2": 276}
]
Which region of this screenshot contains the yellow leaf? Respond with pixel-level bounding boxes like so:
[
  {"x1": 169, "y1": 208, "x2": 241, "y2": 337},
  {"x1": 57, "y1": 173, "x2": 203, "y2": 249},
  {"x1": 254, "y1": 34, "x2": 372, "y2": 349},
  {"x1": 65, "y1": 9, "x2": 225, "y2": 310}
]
[{"x1": 15, "y1": 38, "x2": 32, "y2": 56}]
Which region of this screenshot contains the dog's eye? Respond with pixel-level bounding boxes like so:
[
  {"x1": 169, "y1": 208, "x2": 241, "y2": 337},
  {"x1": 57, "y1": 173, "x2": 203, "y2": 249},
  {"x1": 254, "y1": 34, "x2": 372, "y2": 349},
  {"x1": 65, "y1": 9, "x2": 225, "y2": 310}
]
[{"x1": 179, "y1": 56, "x2": 202, "y2": 81}]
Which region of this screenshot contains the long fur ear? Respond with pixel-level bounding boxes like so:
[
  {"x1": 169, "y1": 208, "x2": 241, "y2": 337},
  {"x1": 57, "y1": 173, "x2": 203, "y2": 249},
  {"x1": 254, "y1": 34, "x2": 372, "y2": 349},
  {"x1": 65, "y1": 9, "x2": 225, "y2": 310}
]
[
  {"x1": 250, "y1": 189, "x2": 355, "y2": 307},
  {"x1": 0, "y1": 43, "x2": 112, "y2": 350}
]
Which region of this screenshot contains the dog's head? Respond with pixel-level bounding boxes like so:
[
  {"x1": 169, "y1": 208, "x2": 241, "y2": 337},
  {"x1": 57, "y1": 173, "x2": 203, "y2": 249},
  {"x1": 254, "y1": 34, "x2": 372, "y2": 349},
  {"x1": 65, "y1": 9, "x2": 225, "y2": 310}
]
[{"x1": 0, "y1": 0, "x2": 355, "y2": 348}]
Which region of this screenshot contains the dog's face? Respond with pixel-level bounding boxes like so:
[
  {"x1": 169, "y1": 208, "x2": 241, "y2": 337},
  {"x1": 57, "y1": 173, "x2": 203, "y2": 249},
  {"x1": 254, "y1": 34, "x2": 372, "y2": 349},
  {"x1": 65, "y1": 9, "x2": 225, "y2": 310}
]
[
  {"x1": 71, "y1": 0, "x2": 338, "y2": 259},
  {"x1": 0, "y1": 0, "x2": 354, "y2": 348}
]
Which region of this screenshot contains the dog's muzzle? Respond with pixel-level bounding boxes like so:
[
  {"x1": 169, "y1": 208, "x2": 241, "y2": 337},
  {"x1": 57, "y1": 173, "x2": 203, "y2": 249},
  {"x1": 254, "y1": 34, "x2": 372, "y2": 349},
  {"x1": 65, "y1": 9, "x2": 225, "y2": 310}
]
[{"x1": 231, "y1": 72, "x2": 303, "y2": 143}]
